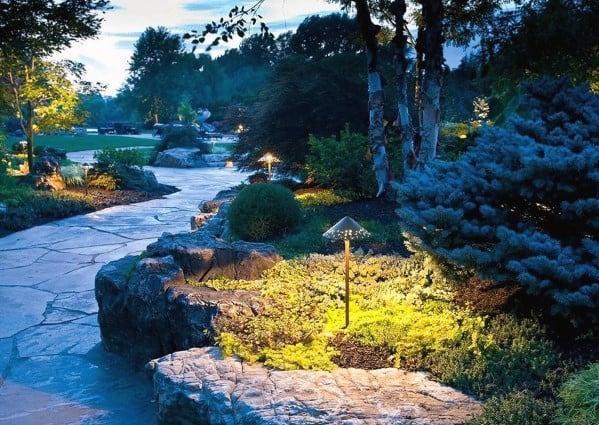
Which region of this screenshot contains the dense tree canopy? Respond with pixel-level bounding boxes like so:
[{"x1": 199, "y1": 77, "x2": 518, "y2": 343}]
[{"x1": 0, "y1": 0, "x2": 109, "y2": 58}]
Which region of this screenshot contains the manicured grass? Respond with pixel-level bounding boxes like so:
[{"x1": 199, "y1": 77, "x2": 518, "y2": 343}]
[{"x1": 9, "y1": 134, "x2": 159, "y2": 152}]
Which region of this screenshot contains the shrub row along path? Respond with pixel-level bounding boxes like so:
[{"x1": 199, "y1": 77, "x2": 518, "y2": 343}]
[{"x1": 0, "y1": 151, "x2": 249, "y2": 424}]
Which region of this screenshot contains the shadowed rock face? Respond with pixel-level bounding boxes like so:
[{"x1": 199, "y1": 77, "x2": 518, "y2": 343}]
[
  {"x1": 95, "y1": 255, "x2": 262, "y2": 366},
  {"x1": 147, "y1": 347, "x2": 483, "y2": 425}
]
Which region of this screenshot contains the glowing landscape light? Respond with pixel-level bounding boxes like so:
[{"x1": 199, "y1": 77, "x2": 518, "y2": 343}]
[
  {"x1": 258, "y1": 152, "x2": 279, "y2": 180},
  {"x1": 323, "y1": 216, "x2": 370, "y2": 328},
  {"x1": 82, "y1": 162, "x2": 92, "y2": 195}
]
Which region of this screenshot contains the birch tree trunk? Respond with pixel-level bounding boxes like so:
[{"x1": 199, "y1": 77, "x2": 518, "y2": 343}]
[
  {"x1": 391, "y1": 0, "x2": 415, "y2": 178},
  {"x1": 418, "y1": 0, "x2": 443, "y2": 164},
  {"x1": 354, "y1": 0, "x2": 390, "y2": 197}
]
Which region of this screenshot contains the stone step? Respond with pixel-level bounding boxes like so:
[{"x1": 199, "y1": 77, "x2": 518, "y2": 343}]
[{"x1": 147, "y1": 347, "x2": 482, "y2": 425}]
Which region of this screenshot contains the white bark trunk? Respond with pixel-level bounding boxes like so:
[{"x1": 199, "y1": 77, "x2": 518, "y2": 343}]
[
  {"x1": 368, "y1": 70, "x2": 389, "y2": 196},
  {"x1": 419, "y1": 77, "x2": 441, "y2": 163},
  {"x1": 417, "y1": 0, "x2": 443, "y2": 166}
]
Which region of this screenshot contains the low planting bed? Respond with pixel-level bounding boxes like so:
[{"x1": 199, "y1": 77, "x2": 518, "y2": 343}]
[{"x1": 96, "y1": 186, "x2": 598, "y2": 425}]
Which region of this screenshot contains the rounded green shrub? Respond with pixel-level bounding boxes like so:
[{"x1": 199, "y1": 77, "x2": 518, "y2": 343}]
[
  {"x1": 228, "y1": 183, "x2": 302, "y2": 241},
  {"x1": 556, "y1": 363, "x2": 599, "y2": 425}
]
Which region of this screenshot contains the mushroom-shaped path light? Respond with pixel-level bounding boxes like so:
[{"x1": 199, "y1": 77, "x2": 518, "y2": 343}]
[
  {"x1": 323, "y1": 216, "x2": 370, "y2": 328},
  {"x1": 258, "y1": 153, "x2": 279, "y2": 180},
  {"x1": 82, "y1": 162, "x2": 92, "y2": 196}
]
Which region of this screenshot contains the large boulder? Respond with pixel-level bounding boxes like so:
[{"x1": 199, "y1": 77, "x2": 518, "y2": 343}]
[
  {"x1": 145, "y1": 231, "x2": 280, "y2": 281},
  {"x1": 154, "y1": 148, "x2": 206, "y2": 168},
  {"x1": 147, "y1": 347, "x2": 483, "y2": 425},
  {"x1": 31, "y1": 154, "x2": 65, "y2": 191},
  {"x1": 95, "y1": 255, "x2": 260, "y2": 365},
  {"x1": 114, "y1": 165, "x2": 176, "y2": 194}
]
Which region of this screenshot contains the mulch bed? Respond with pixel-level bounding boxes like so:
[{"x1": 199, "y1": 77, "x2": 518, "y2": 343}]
[
  {"x1": 453, "y1": 275, "x2": 523, "y2": 315},
  {"x1": 330, "y1": 335, "x2": 394, "y2": 369}
]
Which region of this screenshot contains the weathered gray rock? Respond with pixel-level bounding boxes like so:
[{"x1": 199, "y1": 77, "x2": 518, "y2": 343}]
[
  {"x1": 199, "y1": 189, "x2": 237, "y2": 213},
  {"x1": 146, "y1": 231, "x2": 280, "y2": 281},
  {"x1": 95, "y1": 255, "x2": 259, "y2": 366},
  {"x1": 147, "y1": 347, "x2": 482, "y2": 425},
  {"x1": 190, "y1": 212, "x2": 214, "y2": 230},
  {"x1": 154, "y1": 148, "x2": 207, "y2": 168},
  {"x1": 32, "y1": 154, "x2": 65, "y2": 191},
  {"x1": 116, "y1": 165, "x2": 176, "y2": 194}
]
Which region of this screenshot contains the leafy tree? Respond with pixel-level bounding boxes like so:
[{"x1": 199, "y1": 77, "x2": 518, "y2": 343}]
[
  {"x1": 79, "y1": 94, "x2": 131, "y2": 127},
  {"x1": 0, "y1": 0, "x2": 107, "y2": 171},
  {"x1": 236, "y1": 54, "x2": 368, "y2": 170},
  {"x1": 0, "y1": 59, "x2": 83, "y2": 171},
  {"x1": 397, "y1": 79, "x2": 599, "y2": 324},
  {"x1": 290, "y1": 14, "x2": 361, "y2": 60},
  {"x1": 122, "y1": 27, "x2": 202, "y2": 124},
  {"x1": 487, "y1": 0, "x2": 599, "y2": 87},
  {"x1": 0, "y1": 0, "x2": 109, "y2": 58}
]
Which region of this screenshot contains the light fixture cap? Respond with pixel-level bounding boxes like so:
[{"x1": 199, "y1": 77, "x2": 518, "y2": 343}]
[
  {"x1": 323, "y1": 216, "x2": 370, "y2": 241},
  {"x1": 258, "y1": 153, "x2": 279, "y2": 163}
]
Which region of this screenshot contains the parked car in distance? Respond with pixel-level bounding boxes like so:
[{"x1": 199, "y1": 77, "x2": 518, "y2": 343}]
[{"x1": 98, "y1": 122, "x2": 141, "y2": 135}]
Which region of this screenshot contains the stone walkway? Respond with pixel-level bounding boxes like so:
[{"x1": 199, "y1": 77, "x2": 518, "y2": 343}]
[{"x1": 0, "y1": 156, "x2": 249, "y2": 424}]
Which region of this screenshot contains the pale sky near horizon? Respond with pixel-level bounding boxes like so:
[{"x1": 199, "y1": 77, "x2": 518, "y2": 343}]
[{"x1": 57, "y1": 0, "x2": 467, "y2": 96}]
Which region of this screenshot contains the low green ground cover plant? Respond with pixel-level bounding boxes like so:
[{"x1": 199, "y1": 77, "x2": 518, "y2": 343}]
[
  {"x1": 190, "y1": 248, "x2": 597, "y2": 424},
  {"x1": 555, "y1": 363, "x2": 599, "y2": 425},
  {"x1": 0, "y1": 174, "x2": 93, "y2": 230}
]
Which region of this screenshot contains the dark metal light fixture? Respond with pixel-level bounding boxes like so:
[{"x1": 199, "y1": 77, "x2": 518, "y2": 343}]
[
  {"x1": 82, "y1": 163, "x2": 92, "y2": 196},
  {"x1": 323, "y1": 216, "x2": 370, "y2": 328}
]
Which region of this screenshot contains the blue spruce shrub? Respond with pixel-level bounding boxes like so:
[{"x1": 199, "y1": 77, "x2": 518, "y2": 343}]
[{"x1": 397, "y1": 79, "x2": 599, "y2": 324}]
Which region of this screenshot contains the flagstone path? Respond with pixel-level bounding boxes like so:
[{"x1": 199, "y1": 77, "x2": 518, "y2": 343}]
[{"x1": 0, "y1": 154, "x2": 248, "y2": 424}]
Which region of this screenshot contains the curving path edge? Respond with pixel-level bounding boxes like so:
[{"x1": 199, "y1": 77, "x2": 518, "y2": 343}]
[{"x1": 0, "y1": 154, "x2": 248, "y2": 425}]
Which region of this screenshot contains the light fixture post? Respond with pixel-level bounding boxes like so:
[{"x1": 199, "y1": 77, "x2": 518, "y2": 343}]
[
  {"x1": 82, "y1": 163, "x2": 91, "y2": 196},
  {"x1": 322, "y1": 216, "x2": 370, "y2": 329},
  {"x1": 344, "y1": 238, "x2": 350, "y2": 328},
  {"x1": 267, "y1": 158, "x2": 272, "y2": 180}
]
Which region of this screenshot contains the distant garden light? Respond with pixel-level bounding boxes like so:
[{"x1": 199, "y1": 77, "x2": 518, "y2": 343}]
[
  {"x1": 258, "y1": 153, "x2": 279, "y2": 180},
  {"x1": 459, "y1": 133, "x2": 468, "y2": 139},
  {"x1": 82, "y1": 162, "x2": 92, "y2": 195},
  {"x1": 323, "y1": 216, "x2": 370, "y2": 328},
  {"x1": 236, "y1": 124, "x2": 245, "y2": 134}
]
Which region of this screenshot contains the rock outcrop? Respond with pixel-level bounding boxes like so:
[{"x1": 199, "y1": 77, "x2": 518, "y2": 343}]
[
  {"x1": 145, "y1": 231, "x2": 280, "y2": 281},
  {"x1": 154, "y1": 148, "x2": 230, "y2": 168},
  {"x1": 32, "y1": 153, "x2": 66, "y2": 191},
  {"x1": 147, "y1": 347, "x2": 483, "y2": 425},
  {"x1": 154, "y1": 148, "x2": 207, "y2": 168},
  {"x1": 116, "y1": 165, "x2": 176, "y2": 194},
  {"x1": 95, "y1": 255, "x2": 261, "y2": 365}
]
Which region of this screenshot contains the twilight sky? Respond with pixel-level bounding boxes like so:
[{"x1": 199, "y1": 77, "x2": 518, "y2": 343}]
[{"x1": 56, "y1": 0, "x2": 467, "y2": 96}]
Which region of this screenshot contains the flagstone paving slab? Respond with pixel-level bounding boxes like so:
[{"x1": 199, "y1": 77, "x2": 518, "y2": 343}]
[
  {"x1": 0, "y1": 162, "x2": 249, "y2": 424},
  {"x1": 0, "y1": 287, "x2": 55, "y2": 338}
]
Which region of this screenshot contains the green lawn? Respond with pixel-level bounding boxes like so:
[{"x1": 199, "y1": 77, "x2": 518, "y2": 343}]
[{"x1": 10, "y1": 134, "x2": 159, "y2": 152}]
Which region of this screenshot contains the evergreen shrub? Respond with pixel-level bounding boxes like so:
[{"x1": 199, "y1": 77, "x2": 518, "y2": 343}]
[
  {"x1": 397, "y1": 79, "x2": 599, "y2": 324},
  {"x1": 555, "y1": 363, "x2": 599, "y2": 425},
  {"x1": 228, "y1": 183, "x2": 302, "y2": 241}
]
